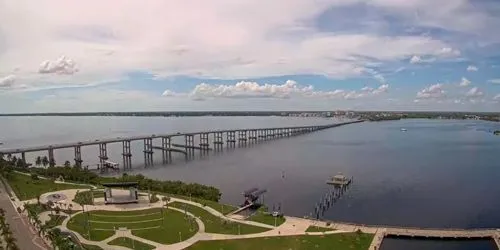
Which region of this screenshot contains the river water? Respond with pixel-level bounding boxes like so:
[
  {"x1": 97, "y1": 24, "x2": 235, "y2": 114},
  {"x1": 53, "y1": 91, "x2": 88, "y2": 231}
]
[{"x1": 1, "y1": 116, "x2": 499, "y2": 250}]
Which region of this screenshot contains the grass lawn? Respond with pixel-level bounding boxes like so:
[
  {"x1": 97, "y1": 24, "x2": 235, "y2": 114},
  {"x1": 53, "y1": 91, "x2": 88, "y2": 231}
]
[
  {"x1": 108, "y1": 237, "x2": 155, "y2": 250},
  {"x1": 187, "y1": 232, "x2": 374, "y2": 250},
  {"x1": 248, "y1": 212, "x2": 286, "y2": 227},
  {"x1": 166, "y1": 193, "x2": 237, "y2": 215},
  {"x1": 7, "y1": 173, "x2": 90, "y2": 200},
  {"x1": 169, "y1": 201, "x2": 270, "y2": 235},
  {"x1": 305, "y1": 225, "x2": 335, "y2": 232},
  {"x1": 44, "y1": 214, "x2": 67, "y2": 228},
  {"x1": 82, "y1": 244, "x2": 104, "y2": 250},
  {"x1": 68, "y1": 208, "x2": 197, "y2": 244}
]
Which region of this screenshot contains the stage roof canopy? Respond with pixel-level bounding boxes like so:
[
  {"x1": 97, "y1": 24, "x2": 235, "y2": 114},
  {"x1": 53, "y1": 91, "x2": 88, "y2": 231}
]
[{"x1": 102, "y1": 182, "x2": 138, "y2": 188}]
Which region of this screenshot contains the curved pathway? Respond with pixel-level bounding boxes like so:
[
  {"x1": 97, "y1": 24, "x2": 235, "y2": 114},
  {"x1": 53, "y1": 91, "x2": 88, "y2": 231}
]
[{"x1": 32, "y1": 187, "x2": 362, "y2": 250}]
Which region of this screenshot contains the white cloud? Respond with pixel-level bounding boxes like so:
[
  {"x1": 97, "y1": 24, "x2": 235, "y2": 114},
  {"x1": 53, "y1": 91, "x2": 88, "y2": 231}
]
[
  {"x1": 416, "y1": 83, "x2": 445, "y2": 100},
  {"x1": 436, "y1": 47, "x2": 461, "y2": 57},
  {"x1": 38, "y1": 56, "x2": 79, "y2": 75},
  {"x1": 459, "y1": 77, "x2": 471, "y2": 87},
  {"x1": 488, "y1": 79, "x2": 500, "y2": 84},
  {"x1": 410, "y1": 55, "x2": 422, "y2": 64},
  {"x1": 0, "y1": 0, "x2": 462, "y2": 90},
  {"x1": 466, "y1": 65, "x2": 478, "y2": 72},
  {"x1": 163, "y1": 80, "x2": 389, "y2": 101},
  {"x1": 465, "y1": 87, "x2": 484, "y2": 98},
  {"x1": 161, "y1": 90, "x2": 185, "y2": 97},
  {"x1": 0, "y1": 75, "x2": 16, "y2": 88}
]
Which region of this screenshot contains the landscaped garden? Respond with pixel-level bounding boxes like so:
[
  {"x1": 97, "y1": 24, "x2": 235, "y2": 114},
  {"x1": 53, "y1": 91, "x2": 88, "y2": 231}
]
[
  {"x1": 169, "y1": 201, "x2": 270, "y2": 234},
  {"x1": 108, "y1": 237, "x2": 155, "y2": 250},
  {"x1": 305, "y1": 225, "x2": 335, "y2": 232},
  {"x1": 247, "y1": 211, "x2": 286, "y2": 227},
  {"x1": 7, "y1": 172, "x2": 89, "y2": 200},
  {"x1": 187, "y1": 232, "x2": 374, "y2": 250},
  {"x1": 67, "y1": 207, "x2": 198, "y2": 243}
]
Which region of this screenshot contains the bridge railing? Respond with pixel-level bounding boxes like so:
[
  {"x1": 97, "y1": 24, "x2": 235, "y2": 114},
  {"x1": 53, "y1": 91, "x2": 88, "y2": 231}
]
[
  {"x1": 0, "y1": 120, "x2": 364, "y2": 154},
  {"x1": 322, "y1": 220, "x2": 499, "y2": 232}
]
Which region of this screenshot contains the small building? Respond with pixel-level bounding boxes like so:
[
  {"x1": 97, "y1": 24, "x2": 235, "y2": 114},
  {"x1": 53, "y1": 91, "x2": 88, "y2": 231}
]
[
  {"x1": 326, "y1": 173, "x2": 352, "y2": 186},
  {"x1": 102, "y1": 182, "x2": 139, "y2": 204}
]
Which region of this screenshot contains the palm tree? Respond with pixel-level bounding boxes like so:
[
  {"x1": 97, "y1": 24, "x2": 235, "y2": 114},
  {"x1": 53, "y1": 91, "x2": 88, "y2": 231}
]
[
  {"x1": 49, "y1": 158, "x2": 56, "y2": 167},
  {"x1": 64, "y1": 161, "x2": 71, "y2": 167},
  {"x1": 41, "y1": 156, "x2": 49, "y2": 167},
  {"x1": 35, "y1": 156, "x2": 42, "y2": 166},
  {"x1": 10, "y1": 156, "x2": 17, "y2": 165},
  {"x1": 4, "y1": 235, "x2": 17, "y2": 249},
  {"x1": 46, "y1": 200, "x2": 54, "y2": 215}
]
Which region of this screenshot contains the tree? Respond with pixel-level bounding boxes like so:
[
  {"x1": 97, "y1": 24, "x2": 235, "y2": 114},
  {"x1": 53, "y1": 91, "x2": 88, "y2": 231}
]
[
  {"x1": 35, "y1": 156, "x2": 42, "y2": 166},
  {"x1": 10, "y1": 156, "x2": 17, "y2": 165},
  {"x1": 49, "y1": 158, "x2": 56, "y2": 167},
  {"x1": 15, "y1": 159, "x2": 24, "y2": 168},
  {"x1": 64, "y1": 161, "x2": 71, "y2": 168},
  {"x1": 41, "y1": 156, "x2": 49, "y2": 167},
  {"x1": 6, "y1": 154, "x2": 11, "y2": 162}
]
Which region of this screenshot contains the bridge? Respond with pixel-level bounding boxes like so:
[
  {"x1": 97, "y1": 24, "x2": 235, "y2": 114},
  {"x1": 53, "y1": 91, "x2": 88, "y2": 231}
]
[
  {"x1": 0, "y1": 120, "x2": 363, "y2": 171},
  {"x1": 308, "y1": 220, "x2": 500, "y2": 250}
]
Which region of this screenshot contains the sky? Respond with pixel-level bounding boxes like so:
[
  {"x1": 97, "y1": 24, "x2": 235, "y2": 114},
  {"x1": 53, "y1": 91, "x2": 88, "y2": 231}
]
[{"x1": 1, "y1": 0, "x2": 500, "y2": 112}]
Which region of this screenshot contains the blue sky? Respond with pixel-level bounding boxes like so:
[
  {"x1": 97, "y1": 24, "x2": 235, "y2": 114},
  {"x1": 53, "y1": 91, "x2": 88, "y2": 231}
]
[{"x1": 1, "y1": 0, "x2": 500, "y2": 112}]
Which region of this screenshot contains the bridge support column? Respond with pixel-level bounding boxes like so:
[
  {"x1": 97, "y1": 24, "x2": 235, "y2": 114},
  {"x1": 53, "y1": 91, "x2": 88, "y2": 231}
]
[
  {"x1": 122, "y1": 140, "x2": 132, "y2": 170},
  {"x1": 74, "y1": 146, "x2": 82, "y2": 167},
  {"x1": 248, "y1": 130, "x2": 257, "y2": 143},
  {"x1": 213, "y1": 132, "x2": 223, "y2": 150},
  {"x1": 20, "y1": 152, "x2": 26, "y2": 166},
  {"x1": 98, "y1": 143, "x2": 107, "y2": 172},
  {"x1": 161, "y1": 137, "x2": 171, "y2": 164},
  {"x1": 227, "y1": 131, "x2": 236, "y2": 148},
  {"x1": 238, "y1": 131, "x2": 247, "y2": 145},
  {"x1": 199, "y1": 133, "x2": 209, "y2": 153},
  {"x1": 184, "y1": 134, "x2": 195, "y2": 157},
  {"x1": 48, "y1": 148, "x2": 55, "y2": 167},
  {"x1": 143, "y1": 138, "x2": 153, "y2": 167}
]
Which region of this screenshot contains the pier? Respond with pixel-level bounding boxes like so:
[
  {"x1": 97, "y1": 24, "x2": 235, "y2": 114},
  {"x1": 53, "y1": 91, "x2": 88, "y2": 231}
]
[{"x1": 0, "y1": 121, "x2": 363, "y2": 171}]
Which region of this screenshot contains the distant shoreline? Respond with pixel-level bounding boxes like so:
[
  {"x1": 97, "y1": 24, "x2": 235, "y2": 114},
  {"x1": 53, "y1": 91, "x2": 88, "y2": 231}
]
[{"x1": 1, "y1": 110, "x2": 499, "y2": 118}]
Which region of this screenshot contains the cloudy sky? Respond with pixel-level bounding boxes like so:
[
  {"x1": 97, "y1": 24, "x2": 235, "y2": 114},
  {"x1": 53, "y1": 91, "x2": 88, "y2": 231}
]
[{"x1": 1, "y1": 0, "x2": 500, "y2": 112}]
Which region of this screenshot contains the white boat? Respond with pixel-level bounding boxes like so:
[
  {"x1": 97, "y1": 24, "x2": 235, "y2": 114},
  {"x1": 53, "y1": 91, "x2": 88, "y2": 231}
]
[{"x1": 400, "y1": 128, "x2": 407, "y2": 132}]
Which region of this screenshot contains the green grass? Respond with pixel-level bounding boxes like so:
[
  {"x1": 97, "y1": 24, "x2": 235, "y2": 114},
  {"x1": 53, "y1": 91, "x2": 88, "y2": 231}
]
[
  {"x1": 305, "y1": 225, "x2": 335, "y2": 232},
  {"x1": 108, "y1": 237, "x2": 155, "y2": 250},
  {"x1": 67, "y1": 208, "x2": 197, "y2": 244},
  {"x1": 165, "y1": 193, "x2": 237, "y2": 215},
  {"x1": 7, "y1": 173, "x2": 90, "y2": 200},
  {"x1": 169, "y1": 201, "x2": 270, "y2": 235},
  {"x1": 82, "y1": 244, "x2": 104, "y2": 250},
  {"x1": 44, "y1": 214, "x2": 67, "y2": 228},
  {"x1": 187, "y1": 232, "x2": 374, "y2": 250},
  {"x1": 248, "y1": 212, "x2": 286, "y2": 227},
  {"x1": 73, "y1": 190, "x2": 105, "y2": 205}
]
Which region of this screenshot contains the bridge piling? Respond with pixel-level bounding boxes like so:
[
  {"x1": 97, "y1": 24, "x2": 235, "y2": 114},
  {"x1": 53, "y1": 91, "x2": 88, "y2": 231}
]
[
  {"x1": 227, "y1": 131, "x2": 236, "y2": 148},
  {"x1": 199, "y1": 133, "x2": 209, "y2": 154},
  {"x1": 213, "y1": 132, "x2": 223, "y2": 151},
  {"x1": 74, "y1": 146, "x2": 82, "y2": 167},
  {"x1": 98, "y1": 143, "x2": 107, "y2": 172},
  {"x1": 122, "y1": 140, "x2": 132, "y2": 170},
  {"x1": 143, "y1": 138, "x2": 154, "y2": 167},
  {"x1": 48, "y1": 148, "x2": 55, "y2": 167}
]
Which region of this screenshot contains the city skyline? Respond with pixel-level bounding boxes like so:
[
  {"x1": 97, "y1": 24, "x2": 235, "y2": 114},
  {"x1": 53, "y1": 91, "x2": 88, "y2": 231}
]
[{"x1": 1, "y1": 0, "x2": 500, "y2": 112}]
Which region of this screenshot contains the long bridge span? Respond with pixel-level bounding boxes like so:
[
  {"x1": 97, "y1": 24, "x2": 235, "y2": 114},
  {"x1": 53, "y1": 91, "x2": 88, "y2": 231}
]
[{"x1": 0, "y1": 120, "x2": 363, "y2": 171}]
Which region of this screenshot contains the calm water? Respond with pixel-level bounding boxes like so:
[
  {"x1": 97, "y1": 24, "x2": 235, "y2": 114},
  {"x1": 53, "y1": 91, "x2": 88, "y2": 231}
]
[{"x1": 1, "y1": 116, "x2": 499, "y2": 250}]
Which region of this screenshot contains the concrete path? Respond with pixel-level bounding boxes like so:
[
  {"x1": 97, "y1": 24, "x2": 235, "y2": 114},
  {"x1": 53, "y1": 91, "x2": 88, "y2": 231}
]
[{"x1": 0, "y1": 177, "x2": 48, "y2": 250}]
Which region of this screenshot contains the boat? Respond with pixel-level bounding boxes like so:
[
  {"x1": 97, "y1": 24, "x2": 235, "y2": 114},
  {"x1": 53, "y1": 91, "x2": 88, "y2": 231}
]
[
  {"x1": 326, "y1": 172, "x2": 352, "y2": 186},
  {"x1": 400, "y1": 128, "x2": 407, "y2": 132}
]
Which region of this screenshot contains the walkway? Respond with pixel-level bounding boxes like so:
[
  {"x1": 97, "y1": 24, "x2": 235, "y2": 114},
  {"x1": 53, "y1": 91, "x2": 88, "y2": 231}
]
[
  {"x1": 0, "y1": 177, "x2": 48, "y2": 250},
  {"x1": 22, "y1": 186, "x2": 500, "y2": 250}
]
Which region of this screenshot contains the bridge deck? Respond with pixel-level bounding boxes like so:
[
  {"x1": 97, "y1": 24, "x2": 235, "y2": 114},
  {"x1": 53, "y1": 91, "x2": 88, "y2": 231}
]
[{"x1": 0, "y1": 121, "x2": 363, "y2": 154}]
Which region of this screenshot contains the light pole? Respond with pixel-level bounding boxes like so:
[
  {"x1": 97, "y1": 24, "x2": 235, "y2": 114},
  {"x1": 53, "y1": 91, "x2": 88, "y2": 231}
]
[{"x1": 179, "y1": 231, "x2": 182, "y2": 242}]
